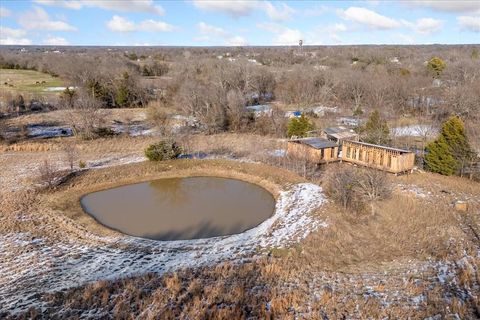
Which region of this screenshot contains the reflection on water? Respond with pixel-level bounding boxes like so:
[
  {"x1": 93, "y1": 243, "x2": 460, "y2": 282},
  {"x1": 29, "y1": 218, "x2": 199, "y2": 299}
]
[{"x1": 80, "y1": 177, "x2": 275, "y2": 241}]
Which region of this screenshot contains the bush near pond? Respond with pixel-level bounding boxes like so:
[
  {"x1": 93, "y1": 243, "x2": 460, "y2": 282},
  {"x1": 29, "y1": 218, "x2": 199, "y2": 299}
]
[{"x1": 145, "y1": 141, "x2": 182, "y2": 161}]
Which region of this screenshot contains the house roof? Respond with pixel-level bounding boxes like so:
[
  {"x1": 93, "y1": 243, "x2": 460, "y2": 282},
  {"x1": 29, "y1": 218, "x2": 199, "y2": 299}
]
[
  {"x1": 328, "y1": 131, "x2": 359, "y2": 140},
  {"x1": 290, "y1": 137, "x2": 338, "y2": 149},
  {"x1": 246, "y1": 104, "x2": 271, "y2": 112},
  {"x1": 344, "y1": 140, "x2": 412, "y2": 154},
  {"x1": 323, "y1": 126, "x2": 353, "y2": 135}
]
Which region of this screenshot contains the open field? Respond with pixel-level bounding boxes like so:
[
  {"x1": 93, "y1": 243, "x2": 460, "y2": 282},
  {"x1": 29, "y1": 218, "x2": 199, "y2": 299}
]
[
  {"x1": 0, "y1": 43, "x2": 479, "y2": 318},
  {"x1": 1, "y1": 132, "x2": 480, "y2": 318},
  {"x1": 0, "y1": 69, "x2": 65, "y2": 96}
]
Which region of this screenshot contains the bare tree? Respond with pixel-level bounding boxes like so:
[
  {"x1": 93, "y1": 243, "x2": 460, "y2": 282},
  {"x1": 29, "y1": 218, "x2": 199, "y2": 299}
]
[
  {"x1": 67, "y1": 93, "x2": 106, "y2": 139},
  {"x1": 325, "y1": 166, "x2": 360, "y2": 210},
  {"x1": 63, "y1": 141, "x2": 79, "y2": 171},
  {"x1": 37, "y1": 160, "x2": 61, "y2": 189},
  {"x1": 356, "y1": 169, "x2": 392, "y2": 215}
]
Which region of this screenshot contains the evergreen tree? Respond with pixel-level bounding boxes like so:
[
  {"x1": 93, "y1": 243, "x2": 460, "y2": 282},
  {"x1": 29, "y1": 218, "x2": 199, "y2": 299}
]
[
  {"x1": 425, "y1": 136, "x2": 457, "y2": 175},
  {"x1": 362, "y1": 110, "x2": 390, "y2": 145},
  {"x1": 425, "y1": 116, "x2": 475, "y2": 176},
  {"x1": 287, "y1": 114, "x2": 314, "y2": 138}
]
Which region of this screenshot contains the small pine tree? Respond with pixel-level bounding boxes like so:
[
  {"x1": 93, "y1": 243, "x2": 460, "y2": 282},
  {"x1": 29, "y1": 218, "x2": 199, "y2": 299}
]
[
  {"x1": 145, "y1": 141, "x2": 182, "y2": 161},
  {"x1": 425, "y1": 116, "x2": 475, "y2": 176},
  {"x1": 362, "y1": 110, "x2": 390, "y2": 145},
  {"x1": 287, "y1": 114, "x2": 314, "y2": 138},
  {"x1": 353, "y1": 106, "x2": 364, "y2": 116},
  {"x1": 427, "y1": 57, "x2": 446, "y2": 78},
  {"x1": 471, "y1": 48, "x2": 479, "y2": 60},
  {"x1": 425, "y1": 136, "x2": 457, "y2": 175}
]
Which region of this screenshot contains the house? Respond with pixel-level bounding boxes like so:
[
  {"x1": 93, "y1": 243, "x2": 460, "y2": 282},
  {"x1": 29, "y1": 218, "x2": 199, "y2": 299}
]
[
  {"x1": 322, "y1": 126, "x2": 359, "y2": 144},
  {"x1": 338, "y1": 117, "x2": 362, "y2": 127},
  {"x1": 285, "y1": 110, "x2": 302, "y2": 118},
  {"x1": 287, "y1": 137, "x2": 339, "y2": 163},
  {"x1": 342, "y1": 140, "x2": 415, "y2": 174},
  {"x1": 305, "y1": 105, "x2": 339, "y2": 117},
  {"x1": 246, "y1": 104, "x2": 272, "y2": 117}
]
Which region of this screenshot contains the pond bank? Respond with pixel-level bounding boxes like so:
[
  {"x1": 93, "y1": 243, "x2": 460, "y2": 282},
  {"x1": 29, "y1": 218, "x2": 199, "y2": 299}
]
[{"x1": 0, "y1": 160, "x2": 328, "y2": 313}]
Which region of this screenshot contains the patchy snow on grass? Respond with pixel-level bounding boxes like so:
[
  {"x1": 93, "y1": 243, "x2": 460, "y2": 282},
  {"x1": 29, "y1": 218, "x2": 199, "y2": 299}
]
[
  {"x1": 391, "y1": 124, "x2": 438, "y2": 137},
  {"x1": 28, "y1": 124, "x2": 73, "y2": 139},
  {"x1": 86, "y1": 154, "x2": 146, "y2": 169},
  {"x1": 0, "y1": 183, "x2": 327, "y2": 313}
]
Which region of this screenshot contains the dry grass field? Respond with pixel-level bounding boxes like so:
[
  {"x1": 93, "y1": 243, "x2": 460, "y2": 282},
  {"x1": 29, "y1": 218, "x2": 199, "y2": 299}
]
[
  {"x1": 0, "y1": 69, "x2": 64, "y2": 97},
  {"x1": 1, "y1": 131, "x2": 479, "y2": 319}
]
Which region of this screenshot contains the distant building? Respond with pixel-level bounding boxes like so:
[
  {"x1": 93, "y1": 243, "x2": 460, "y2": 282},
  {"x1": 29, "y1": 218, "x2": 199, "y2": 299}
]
[
  {"x1": 338, "y1": 117, "x2": 362, "y2": 127},
  {"x1": 305, "y1": 105, "x2": 339, "y2": 117},
  {"x1": 284, "y1": 110, "x2": 302, "y2": 118},
  {"x1": 322, "y1": 126, "x2": 359, "y2": 144},
  {"x1": 246, "y1": 104, "x2": 272, "y2": 117},
  {"x1": 287, "y1": 137, "x2": 339, "y2": 163}
]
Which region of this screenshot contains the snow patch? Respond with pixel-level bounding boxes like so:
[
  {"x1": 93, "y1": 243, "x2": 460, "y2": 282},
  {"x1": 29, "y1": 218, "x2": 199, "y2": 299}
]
[{"x1": 391, "y1": 125, "x2": 437, "y2": 137}]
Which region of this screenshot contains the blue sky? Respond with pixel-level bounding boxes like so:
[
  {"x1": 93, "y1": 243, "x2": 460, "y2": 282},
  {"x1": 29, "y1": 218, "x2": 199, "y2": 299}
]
[{"x1": 0, "y1": 1, "x2": 479, "y2": 46}]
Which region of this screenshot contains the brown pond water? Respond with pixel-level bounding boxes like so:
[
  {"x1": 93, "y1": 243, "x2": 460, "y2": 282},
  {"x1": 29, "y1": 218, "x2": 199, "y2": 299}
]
[{"x1": 80, "y1": 177, "x2": 275, "y2": 241}]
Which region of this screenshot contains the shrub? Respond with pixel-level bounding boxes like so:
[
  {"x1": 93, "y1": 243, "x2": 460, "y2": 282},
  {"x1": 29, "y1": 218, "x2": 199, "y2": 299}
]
[
  {"x1": 427, "y1": 57, "x2": 446, "y2": 78},
  {"x1": 425, "y1": 116, "x2": 475, "y2": 176},
  {"x1": 325, "y1": 166, "x2": 391, "y2": 214},
  {"x1": 287, "y1": 114, "x2": 314, "y2": 138},
  {"x1": 37, "y1": 160, "x2": 61, "y2": 189},
  {"x1": 145, "y1": 141, "x2": 182, "y2": 161}
]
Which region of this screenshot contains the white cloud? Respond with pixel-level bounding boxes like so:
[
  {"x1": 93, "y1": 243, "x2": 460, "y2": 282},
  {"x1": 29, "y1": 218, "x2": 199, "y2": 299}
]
[
  {"x1": 331, "y1": 23, "x2": 348, "y2": 32},
  {"x1": 262, "y1": 2, "x2": 295, "y2": 21},
  {"x1": 43, "y1": 36, "x2": 69, "y2": 45},
  {"x1": 0, "y1": 6, "x2": 11, "y2": 17},
  {"x1": 405, "y1": 1, "x2": 480, "y2": 14},
  {"x1": 340, "y1": 7, "x2": 401, "y2": 30},
  {"x1": 458, "y1": 16, "x2": 480, "y2": 32},
  {"x1": 18, "y1": 7, "x2": 77, "y2": 31},
  {"x1": 395, "y1": 33, "x2": 416, "y2": 44},
  {"x1": 107, "y1": 15, "x2": 175, "y2": 32},
  {"x1": 137, "y1": 20, "x2": 175, "y2": 32},
  {"x1": 198, "y1": 22, "x2": 228, "y2": 36},
  {"x1": 402, "y1": 17, "x2": 443, "y2": 34},
  {"x1": 196, "y1": 22, "x2": 247, "y2": 46},
  {"x1": 225, "y1": 36, "x2": 247, "y2": 46},
  {"x1": 258, "y1": 23, "x2": 303, "y2": 45},
  {"x1": 192, "y1": 0, "x2": 257, "y2": 17},
  {"x1": 107, "y1": 15, "x2": 136, "y2": 32},
  {"x1": 192, "y1": 0, "x2": 295, "y2": 21},
  {"x1": 415, "y1": 18, "x2": 443, "y2": 34},
  {"x1": 302, "y1": 4, "x2": 328, "y2": 17},
  {"x1": 276, "y1": 28, "x2": 303, "y2": 45},
  {"x1": 34, "y1": 0, "x2": 165, "y2": 15},
  {"x1": 0, "y1": 27, "x2": 27, "y2": 38},
  {"x1": 0, "y1": 37, "x2": 32, "y2": 45},
  {"x1": 0, "y1": 26, "x2": 31, "y2": 45}
]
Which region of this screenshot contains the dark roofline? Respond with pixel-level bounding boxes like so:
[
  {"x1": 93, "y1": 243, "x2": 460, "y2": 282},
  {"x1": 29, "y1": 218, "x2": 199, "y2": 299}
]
[
  {"x1": 343, "y1": 140, "x2": 412, "y2": 153},
  {"x1": 290, "y1": 137, "x2": 338, "y2": 149}
]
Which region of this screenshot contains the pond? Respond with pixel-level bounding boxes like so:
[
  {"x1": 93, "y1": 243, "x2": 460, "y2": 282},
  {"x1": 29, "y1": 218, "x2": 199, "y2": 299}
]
[{"x1": 80, "y1": 177, "x2": 275, "y2": 241}]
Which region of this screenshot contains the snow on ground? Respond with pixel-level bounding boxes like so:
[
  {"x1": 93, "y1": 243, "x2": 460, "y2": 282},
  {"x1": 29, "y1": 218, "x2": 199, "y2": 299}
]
[
  {"x1": 0, "y1": 183, "x2": 327, "y2": 313},
  {"x1": 28, "y1": 124, "x2": 73, "y2": 139},
  {"x1": 43, "y1": 86, "x2": 76, "y2": 92},
  {"x1": 391, "y1": 124, "x2": 438, "y2": 137}
]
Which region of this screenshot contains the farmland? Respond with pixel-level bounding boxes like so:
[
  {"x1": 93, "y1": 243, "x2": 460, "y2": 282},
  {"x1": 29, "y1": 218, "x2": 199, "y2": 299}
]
[{"x1": 0, "y1": 68, "x2": 65, "y2": 97}]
